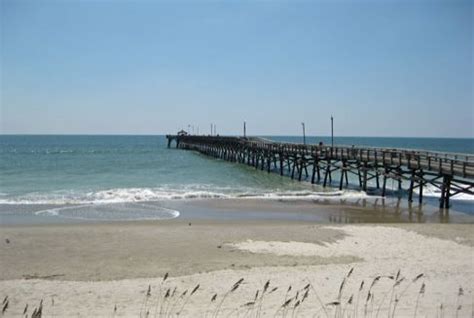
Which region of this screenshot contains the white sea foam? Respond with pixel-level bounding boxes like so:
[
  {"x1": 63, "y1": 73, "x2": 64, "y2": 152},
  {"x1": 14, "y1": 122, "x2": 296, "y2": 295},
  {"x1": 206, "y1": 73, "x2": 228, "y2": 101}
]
[
  {"x1": 2, "y1": 182, "x2": 472, "y2": 205},
  {"x1": 420, "y1": 184, "x2": 474, "y2": 201},
  {"x1": 0, "y1": 186, "x2": 370, "y2": 205},
  {"x1": 368, "y1": 179, "x2": 474, "y2": 201}
]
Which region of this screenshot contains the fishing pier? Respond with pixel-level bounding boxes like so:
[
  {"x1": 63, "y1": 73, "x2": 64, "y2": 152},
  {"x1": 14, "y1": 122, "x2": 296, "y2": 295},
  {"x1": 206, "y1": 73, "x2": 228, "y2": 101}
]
[{"x1": 166, "y1": 135, "x2": 474, "y2": 209}]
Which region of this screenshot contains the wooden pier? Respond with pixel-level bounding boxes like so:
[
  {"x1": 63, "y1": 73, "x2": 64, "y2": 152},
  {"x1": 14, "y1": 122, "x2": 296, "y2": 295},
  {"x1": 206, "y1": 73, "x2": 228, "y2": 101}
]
[{"x1": 166, "y1": 135, "x2": 474, "y2": 209}]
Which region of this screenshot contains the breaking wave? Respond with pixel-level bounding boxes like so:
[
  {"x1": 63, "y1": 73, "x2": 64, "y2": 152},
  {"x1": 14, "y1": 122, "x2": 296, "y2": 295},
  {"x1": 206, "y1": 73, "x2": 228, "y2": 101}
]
[
  {"x1": 2, "y1": 183, "x2": 471, "y2": 206},
  {"x1": 0, "y1": 185, "x2": 370, "y2": 205}
]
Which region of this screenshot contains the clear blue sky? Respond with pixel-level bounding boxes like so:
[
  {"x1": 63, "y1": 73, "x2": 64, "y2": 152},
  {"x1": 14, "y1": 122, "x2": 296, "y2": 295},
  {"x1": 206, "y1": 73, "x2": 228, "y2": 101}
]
[{"x1": 1, "y1": 0, "x2": 472, "y2": 137}]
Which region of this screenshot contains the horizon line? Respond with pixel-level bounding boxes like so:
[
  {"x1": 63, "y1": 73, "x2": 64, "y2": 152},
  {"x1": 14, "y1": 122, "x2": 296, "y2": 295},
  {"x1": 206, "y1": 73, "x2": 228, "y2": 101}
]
[{"x1": 0, "y1": 133, "x2": 473, "y2": 139}]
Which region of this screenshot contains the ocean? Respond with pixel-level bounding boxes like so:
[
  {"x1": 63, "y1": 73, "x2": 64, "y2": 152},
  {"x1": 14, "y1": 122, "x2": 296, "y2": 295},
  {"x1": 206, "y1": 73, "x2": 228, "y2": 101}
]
[{"x1": 1, "y1": 135, "x2": 473, "y2": 222}]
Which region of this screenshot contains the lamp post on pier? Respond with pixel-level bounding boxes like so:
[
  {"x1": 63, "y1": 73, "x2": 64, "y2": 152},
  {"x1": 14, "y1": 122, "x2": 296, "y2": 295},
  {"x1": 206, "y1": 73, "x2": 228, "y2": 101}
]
[
  {"x1": 243, "y1": 121, "x2": 246, "y2": 138},
  {"x1": 331, "y1": 116, "x2": 334, "y2": 147},
  {"x1": 301, "y1": 122, "x2": 306, "y2": 145}
]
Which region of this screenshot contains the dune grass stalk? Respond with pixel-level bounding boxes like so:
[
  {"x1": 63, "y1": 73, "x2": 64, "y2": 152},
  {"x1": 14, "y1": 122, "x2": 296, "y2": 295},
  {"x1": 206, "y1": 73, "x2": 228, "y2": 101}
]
[
  {"x1": 31, "y1": 299, "x2": 43, "y2": 318},
  {"x1": 242, "y1": 289, "x2": 259, "y2": 318},
  {"x1": 290, "y1": 300, "x2": 300, "y2": 318},
  {"x1": 454, "y1": 286, "x2": 463, "y2": 318},
  {"x1": 140, "y1": 284, "x2": 152, "y2": 318},
  {"x1": 304, "y1": 278, "x2": 329, "y2": 318},
  {"x1": 354, "y1": 280, "x2": 364, "y2": 318},
  {"x1": 373, "y1": 274, "x2": 397, "y2": 318},
  {"x1": 335, "y1": 268, "x2": 353, "y2": 318},
  {"x1": 293, "y1": 286, "x2": 310, "y2": 318},
  {"x1": 214, "y1": 278, "x2": 244, "y2": 318},
  {"x1": 152, "y1": 272, "x2": 169, "y2": 318},
  {"x1": 413, "y1": 282, "x2": 425, "y2": 318},
  {"x1": 2, "y1": 296, "x2": 8, "y2": 315},
  {"x1": 163, "y1": 286, "x2": 177, "y2": 315},
  {"x1": 387, "y1": 270, "x2": 403, "y2": 318},
  {"x1": 391, "y1": 273, "x2": 423, "y2": 318},
  {"x1": 256, "y1": 280, "x2": 270, "y2": 318},
  {"x1": 276, "y1": 285, "x2": 292, "y2": 318},
  {"x1": 166, "y1": 288, "x2": 187, "y2": 317},
  {"x1": 176, "y1": 284, "x2": 200, "y2": 316},
  {"x1": 159, "y1": 288, "x2": 171, "y2": 317},
  {"x1": 341, "y1": 294, "x2": 353, "y2": 318},
  {"x1": 364, "y1": 283, "x2": 375, "y2": 317},
  {"x1": 205, "y1": 293, "x2": 218, "y2": 318}
]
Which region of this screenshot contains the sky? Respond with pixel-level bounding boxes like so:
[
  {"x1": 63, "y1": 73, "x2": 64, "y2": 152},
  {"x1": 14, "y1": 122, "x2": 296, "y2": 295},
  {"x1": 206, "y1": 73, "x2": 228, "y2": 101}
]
[{"x1": 1, "y1": 0, "x2": 472, "y2": 137}]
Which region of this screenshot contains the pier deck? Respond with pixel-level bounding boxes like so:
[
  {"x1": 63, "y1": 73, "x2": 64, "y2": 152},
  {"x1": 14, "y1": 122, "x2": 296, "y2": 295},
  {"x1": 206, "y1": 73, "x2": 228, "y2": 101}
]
[{"x1": 166, "y1": 135, "x2": 474, "y2": 208}]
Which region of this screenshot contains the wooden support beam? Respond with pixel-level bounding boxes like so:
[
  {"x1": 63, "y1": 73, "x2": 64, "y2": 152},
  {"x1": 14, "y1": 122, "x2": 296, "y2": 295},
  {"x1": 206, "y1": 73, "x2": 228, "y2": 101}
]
[
  {"x1": 418, "y1": 170, "x2": 424, "y2": 204},
  {"x1": 311, "y1": 158, "x2": 317, "y2": 184},
  {"x1": 291, "y1": 159, "x2": 296, "y2": 179},
  {"x1": 280, "y1": 156, "x2": 284, "y2": 176},
  {"x1": 440, "y1": 175, "x2": 447, "y2": 209},
  {"x1": 323, "y1": 163, "x2": 330, "y2": 187},
  {"x1": 445, "y1": 176, "x2": 452, "y2": 208},
  {"x1": 339, "y1": 161, "x2": 346, "y2": 190},
  {"x1": 408, "y1": 170, "x2": 415, "y2": 202},
  {"x1": 382, "y1": 169, "x2": 388, "y2": 197},
  {"x1": 298, "y1": 160, "x2": 303, "y2": 181},
  {"x1": 357, "y1": 165, "x2": 363, "y2": 188},
  {"x1": 327, "y1": 159, "x2": 333, "y2": 184},
  {"x1": 363, "y1": 164, "x2": 368, "y2": 192},
  {"x1": 345, "y1": 168, "x2": 349, "y2": 187}
]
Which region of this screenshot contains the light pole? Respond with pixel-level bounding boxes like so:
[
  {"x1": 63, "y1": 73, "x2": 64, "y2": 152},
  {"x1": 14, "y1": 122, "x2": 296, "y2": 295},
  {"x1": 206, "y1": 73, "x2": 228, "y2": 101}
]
[
  {"x1": 210, "y1": 123, "x2": 213, "y2": 136},
  {"x1": 244, "y1": 121, "x2": 246, "y2": 138},
  {"x1": 331, "y1": 116, "x2": 334, "y2": 147},
  {"x1": 301, "y1": 122, "x2": 306, "y2": 145}
]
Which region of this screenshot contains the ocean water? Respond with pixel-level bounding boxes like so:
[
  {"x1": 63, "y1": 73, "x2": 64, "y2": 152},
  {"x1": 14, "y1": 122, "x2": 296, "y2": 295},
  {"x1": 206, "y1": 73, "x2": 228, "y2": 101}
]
[{"x1": 0, "y1": 135, "x2": 473, "y2": 222}]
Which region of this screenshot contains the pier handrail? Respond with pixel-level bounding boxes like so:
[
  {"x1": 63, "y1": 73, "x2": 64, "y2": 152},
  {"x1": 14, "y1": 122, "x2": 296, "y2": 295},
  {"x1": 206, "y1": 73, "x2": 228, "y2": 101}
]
[{"x1": 166, "y1": 134, "x2": 474, "y2": 160}]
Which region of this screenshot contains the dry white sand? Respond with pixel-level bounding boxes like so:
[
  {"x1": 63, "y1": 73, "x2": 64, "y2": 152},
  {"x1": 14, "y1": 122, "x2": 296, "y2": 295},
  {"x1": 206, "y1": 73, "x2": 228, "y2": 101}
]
[{"x1": 1, "y1": 224, "x2": 472, "y2": 317}]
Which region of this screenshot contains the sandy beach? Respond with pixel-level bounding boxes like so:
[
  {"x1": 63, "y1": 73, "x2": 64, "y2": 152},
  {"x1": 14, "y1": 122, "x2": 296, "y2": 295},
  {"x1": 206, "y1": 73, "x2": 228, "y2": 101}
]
[
  {"x1": 1, "y1": 214, "x2": 473, "y2": 317},
  {"x1": 3, "y1": 0, "x2": 474, "y2": 316}
]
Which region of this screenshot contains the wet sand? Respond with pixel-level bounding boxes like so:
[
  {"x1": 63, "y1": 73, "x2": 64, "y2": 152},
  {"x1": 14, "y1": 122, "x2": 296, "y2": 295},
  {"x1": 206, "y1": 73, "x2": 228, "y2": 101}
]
[
  {"x1": 2, "y1": 196, "x2": 473, "y2": 226},
  {"x1": 0, "y1": 219, "x2": 353, "y2": 281}
]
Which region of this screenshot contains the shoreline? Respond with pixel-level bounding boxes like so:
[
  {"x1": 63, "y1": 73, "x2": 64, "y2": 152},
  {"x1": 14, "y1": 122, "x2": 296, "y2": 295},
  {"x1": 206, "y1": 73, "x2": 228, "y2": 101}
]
[{"x1": 1, "y1": 196, "x2": 474, "y2": 226}]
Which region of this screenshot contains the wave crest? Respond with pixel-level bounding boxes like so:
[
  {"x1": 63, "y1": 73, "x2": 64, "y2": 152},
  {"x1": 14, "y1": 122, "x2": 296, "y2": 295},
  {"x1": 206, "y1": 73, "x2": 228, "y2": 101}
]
[{"x1": 0, "y1": 186, "x2": 369, "y2": 205}]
